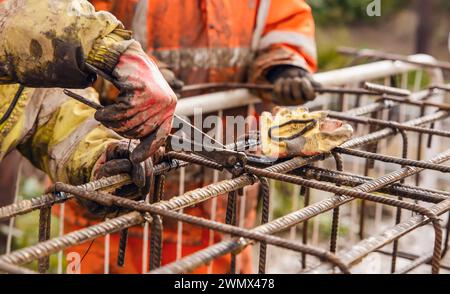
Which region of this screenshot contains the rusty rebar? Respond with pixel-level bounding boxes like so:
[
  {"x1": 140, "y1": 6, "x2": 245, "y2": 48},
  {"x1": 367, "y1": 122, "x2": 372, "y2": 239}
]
[
  {"x1": 36, "y1": 183, "x2": 351, "y2": 274},
  {"x1": 181, "y1": 82, "x2": 378, "y2": 96},
  {"x1": 117, "y1": 229, "x2": 128, "y2": 267},
  {"x1": 0, "y1": 175, "x2": 132, "y2": 221},
  {"x1": 364, "y1": 82, "x2": 411, "y2": 97},
  {"x1": 329, "y1": 111, "x2": 450, "y2": 139},
  {"x1": 225, "y1": 188, "x2": 238, "y2": 274},
  {"x1": 157, "y1": 149, "x2": 450, "y2": 274},
  {"x1": 391, "y1": 129, "x2": 408, "y2": 273},
  {"x1": 258, "y1": 177, "x2": 270, "y2": 274},
  {"x1": 338, "y1": 47, "x2": 450, "y2": 71},
  {"x1": 245, "y1": 165, "x2": 443, "y2": 274},
  {"x1": 309, "y1": 198, "x2": 450, "y2": 274},
  {"x1": 379, "y1": 95, "x2": 450, "y2": 111},
  {"x1": 394, "y1": 253, "x2": 433, "y2": 274},
  {"x1": 0, "y1": 212, "x2": 144, "y2": 266},
  {"x1": 37, "y1": 206, "x2": 51, "y2": 273},
  {"x1": 294, "y1": 166, "x2": 449, "y2": 203},
  {"x1": 334, "y1": 147, "x2": 450, "y2": 173},
  {"x1": 150, "y1": 175, "x2": 165, "y2": 270},
  {"x1": 329, "y1": 153, "x2": 344, "y2": 253},
  {"x1": 0, "y1": 83, "x2": 449, "y2": 273},
  {"x1": 301, "y1": 187, "x2": 310, "y2": 269}
]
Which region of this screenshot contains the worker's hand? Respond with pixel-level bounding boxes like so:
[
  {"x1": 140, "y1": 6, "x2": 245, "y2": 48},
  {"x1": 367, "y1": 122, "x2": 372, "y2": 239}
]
[
  {"x1": 160, "y1": 68, "x2": 185, "y2": 95},
  {"x1": 267, "y1": 65, "x2": 320, "y2": 106},
  {"x1": 82, "y1": 140, "x2": 153, "y2": 216},
  {"x1": 94, "y1": 41, "x2": 177, "y2": 164}
]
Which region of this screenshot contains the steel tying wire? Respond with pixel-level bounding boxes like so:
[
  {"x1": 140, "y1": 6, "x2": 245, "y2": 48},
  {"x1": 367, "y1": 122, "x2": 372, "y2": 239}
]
[
  {"x1": 8, "y1": 181, "x2": 351, "y2": 274},
  {"x1": 153, "y1": 148, "x2": 450, "y2": 274},
  {"x1": 2, "y1": 76, "x2": 450, "y2": 275}
]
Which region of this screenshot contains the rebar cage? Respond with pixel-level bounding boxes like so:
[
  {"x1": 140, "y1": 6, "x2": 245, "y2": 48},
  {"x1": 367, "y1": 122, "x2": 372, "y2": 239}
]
[{"x1": 0, "y1": 53, "x2": 449, "y2": 274}]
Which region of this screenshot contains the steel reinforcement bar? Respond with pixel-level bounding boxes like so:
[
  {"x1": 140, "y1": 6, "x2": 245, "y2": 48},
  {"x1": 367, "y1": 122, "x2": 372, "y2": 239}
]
[{"x1": 151, "y1": 147, "x2": 450, "y2": 274}]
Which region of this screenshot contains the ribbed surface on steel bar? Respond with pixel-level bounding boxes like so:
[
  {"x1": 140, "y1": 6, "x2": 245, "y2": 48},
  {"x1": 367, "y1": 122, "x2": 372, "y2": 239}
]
[
  {"x1": 0, "y1": 174, "x2": 131, "y2": 221},
  {"x1": 153, "y1": 175, "x2": 255, "y2": 211},
  {"x1": 297, "y1": 167, "x2": 450, "y2": 203},
  {"x1": 0, "y1": 212, "x2": 143, "y2": 266},
  {"x1": 155, "y1": 148, "x2": 450, "y2": 274},
  {"x1": 341, "y1": 111, "x2": 448, "y2": 149},
  {"x1": 310, "y1": 198, "x2": 450, "y2": 274}
]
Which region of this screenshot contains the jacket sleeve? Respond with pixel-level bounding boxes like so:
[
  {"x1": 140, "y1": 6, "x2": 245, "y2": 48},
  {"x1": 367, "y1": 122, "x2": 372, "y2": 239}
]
[
  {"x1": 17, "y1": 87, "x2": 122, "y2": 185},
  {"x1": 250, "y1": 0, "x2": 317, "y2": 84},
  {"x1": 0, "y1": 0, "x2": 133, "y2": 88}
]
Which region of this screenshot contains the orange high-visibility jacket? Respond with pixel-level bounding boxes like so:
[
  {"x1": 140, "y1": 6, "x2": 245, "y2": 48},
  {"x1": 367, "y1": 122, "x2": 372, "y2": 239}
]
[
  {"x1": 65, "y1": 0, "x2": 317, "y2": 274},
  {"x1": 91, "y1": 0, "x2": 317, "y2": 84}
]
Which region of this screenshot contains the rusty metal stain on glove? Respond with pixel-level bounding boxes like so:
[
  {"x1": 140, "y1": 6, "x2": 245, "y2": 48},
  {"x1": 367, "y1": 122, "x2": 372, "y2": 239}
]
[
  {"x1": 261, "y1": 107, "x2": 353, "y2": 158},
  {"x1": 93, "y1": 41, "x2": 177, "y2": 163}
]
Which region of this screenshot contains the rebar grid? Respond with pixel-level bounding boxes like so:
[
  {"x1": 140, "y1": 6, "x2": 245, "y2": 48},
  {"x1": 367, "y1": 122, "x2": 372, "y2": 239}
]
[{"x1": 0, "y1": 59, "x2": 449, "y2": 274}]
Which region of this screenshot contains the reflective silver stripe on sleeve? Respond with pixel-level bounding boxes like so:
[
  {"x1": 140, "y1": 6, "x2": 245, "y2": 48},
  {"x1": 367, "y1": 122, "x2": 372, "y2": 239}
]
[
  {"x1": 259, "y1": 30, "x2": 317, "y2": 61},
  {"x1": 132, "y1": 0, "x2": 149, "y2": 49},
  {"x1": 251, "y1": 0, "x2": 272, "y2": 51}
]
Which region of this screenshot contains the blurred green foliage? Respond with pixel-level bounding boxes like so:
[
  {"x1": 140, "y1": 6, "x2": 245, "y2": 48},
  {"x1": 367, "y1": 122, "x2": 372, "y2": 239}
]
[
  {"x1": 11, "y1": 177, "x2": 64, "y2": 273},
  {"x1": 308, "y1": 0, "x2": 409, "y2": 26}
]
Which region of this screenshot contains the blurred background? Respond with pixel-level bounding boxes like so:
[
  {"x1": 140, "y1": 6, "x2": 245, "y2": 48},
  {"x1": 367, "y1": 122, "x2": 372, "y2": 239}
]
[{"x1": 310, "y1": 0, "x2": 449, "y2": 71}]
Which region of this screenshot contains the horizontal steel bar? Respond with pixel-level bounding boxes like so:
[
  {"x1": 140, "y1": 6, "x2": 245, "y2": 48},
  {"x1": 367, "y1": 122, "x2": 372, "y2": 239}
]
[
  {"x1": 46, "y1": 184, "x2": 350, "y2": 274},
  {"x1": 181, "y1": 82, "x2": 379, "y2": 96},
  {"x1": 379, "y1": 95, "x2": 450, "y2": 111},
  {"x1": 376, "y1": 249, "x2": 450, "y2": 272},
  {"x1": 154, "y1": 149, "x2": 450, "y2": 274},
  {"x1": 335, "y1": 147, "x2": 450, "y2": 173},
  {"x1": 0, "y1": 212, "x2": 144, "y2": 266},
  {"x1": 394, "y1": 253, "x2": 433, "y2": 274},
  {"x1": 309, "y1": 198, "x2": 450, "y2": 273},
  {"x1": 338, "y1": 47, "x2": 450, "y2": 71},
  {"x1": 175, "y1": 54, "x2": 440, "y2": 116},
  {"x1": 329, "y1": 111, "x2": 450, "y2": 138},
  {"x1": 364, "y1": 82, "x2": 411, "y2": 97},
  {"x1": 0, "y1": 174, "x2": 132, "y2": 221},
  {"x1": 295, "y1": 166, "x2": 450, "y2": 203},
  {"x1": 0, "y1": 261, "x2": 38, "y2": 274}
]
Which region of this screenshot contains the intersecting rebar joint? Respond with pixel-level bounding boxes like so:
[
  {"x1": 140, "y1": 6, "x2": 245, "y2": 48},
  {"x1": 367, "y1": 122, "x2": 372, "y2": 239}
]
[
  {"x1": 143, "y1": 212, "x2": 153, "y2": 224},
  {"x1": 231, "y1": 237, "x2": 248, "y2": 254}
]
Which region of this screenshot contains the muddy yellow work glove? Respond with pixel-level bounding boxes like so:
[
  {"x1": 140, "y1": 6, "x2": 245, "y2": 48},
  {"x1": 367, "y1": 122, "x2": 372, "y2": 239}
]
[
  {"x1": 261, "y1": 107, "x2": 353, "y2": 158},
  {"x1": 83, "y1": 140, "x2": 153, "y2": 216}
]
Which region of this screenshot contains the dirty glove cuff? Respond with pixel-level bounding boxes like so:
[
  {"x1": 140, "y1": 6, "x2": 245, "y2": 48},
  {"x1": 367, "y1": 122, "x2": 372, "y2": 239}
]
[
  {"x1": 87, "y1": 29, "x2": 134, "y2": 75},
  {"x1": 266, "y1": 65, "x2": 313, "y2": 84},
  {"x1": 266, "y1": 65, "x2": 320, "y2": 106}
]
